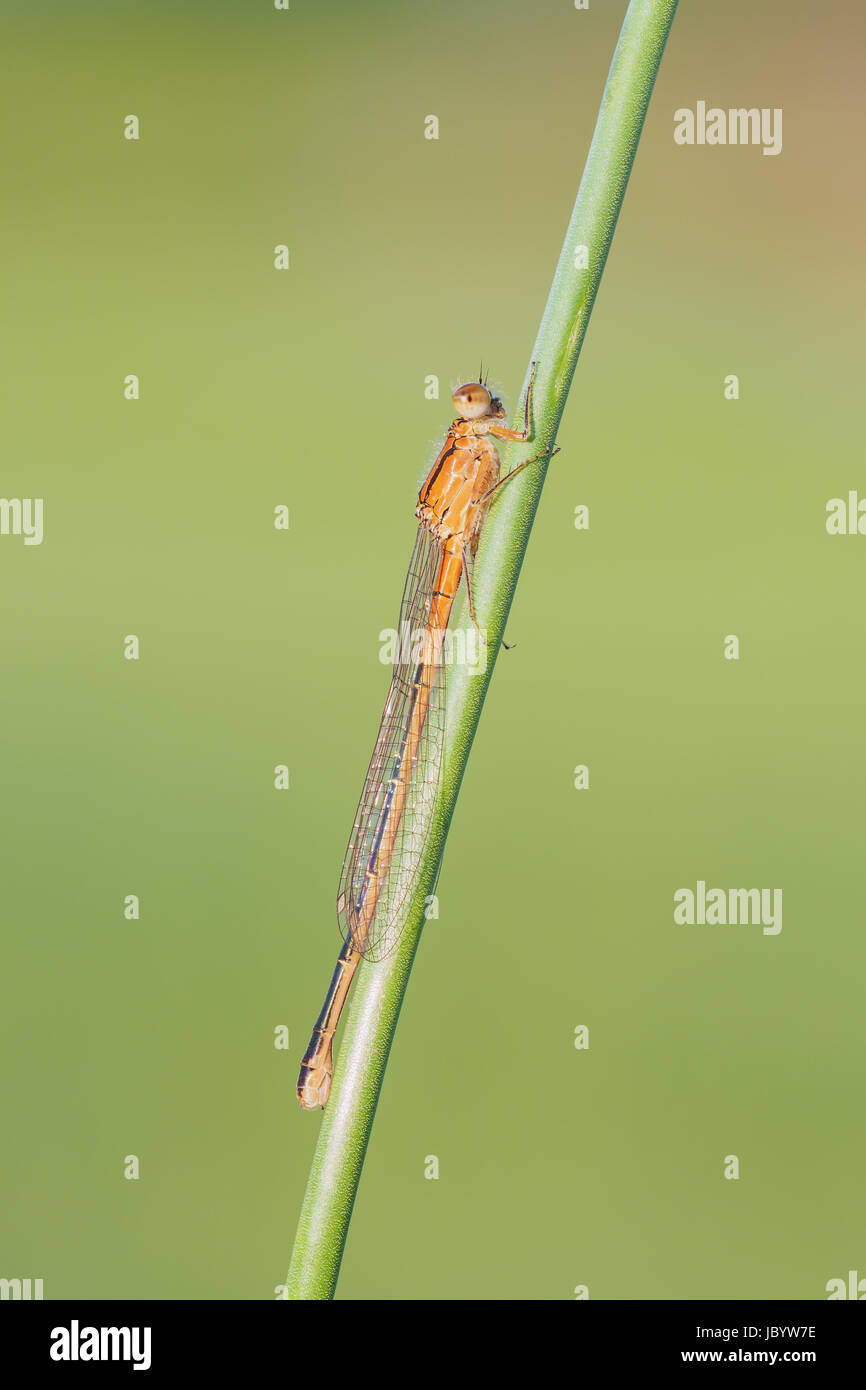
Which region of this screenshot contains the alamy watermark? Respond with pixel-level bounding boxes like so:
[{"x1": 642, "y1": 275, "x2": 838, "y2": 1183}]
[
  {"x1": 379, "y1": 622, "x2": 487, "y2": 673},
  {"x1": 0, "y1": 1276, "x2": 43, "y2": 1299},
  {"x1": 674, "y1": 880, "x2": 782, "y2": 935},
  {"x1": 826, "y1": 492, "x2": 866, "y2": 535},
  {"x1": 0, "y1": 497, "x2": 43, "y2": 545},
  {"x1": 674, "y1": 102, "x2": 782, "y2": 157},
  {"x1": 50, "y1": 1321, "x2": 151, "y2": 1371}
]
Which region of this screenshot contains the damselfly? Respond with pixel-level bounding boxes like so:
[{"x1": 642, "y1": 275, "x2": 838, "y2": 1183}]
[{"x1": 297, "y1": 363, "x2": 556, "y2": 1109}]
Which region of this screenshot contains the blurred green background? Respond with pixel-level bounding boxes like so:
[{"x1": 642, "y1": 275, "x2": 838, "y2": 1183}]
[{"x1": 2, "y1": 0, "x2": 863, "y2": 1300}]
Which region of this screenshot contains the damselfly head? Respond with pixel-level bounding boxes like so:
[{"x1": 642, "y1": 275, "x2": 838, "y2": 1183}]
[{"x1": 452, "y1": 381, "x2": 493, "y2": 420}]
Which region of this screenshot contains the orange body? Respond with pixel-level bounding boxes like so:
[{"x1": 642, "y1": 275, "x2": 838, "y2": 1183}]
[{"x1": 297, "y1": 368, "x2": 547, "y2": 1109}]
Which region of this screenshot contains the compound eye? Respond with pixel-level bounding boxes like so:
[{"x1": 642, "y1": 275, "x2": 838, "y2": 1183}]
[{"x1": 452, "y1": 382, "x2": 491, "y2": 420}]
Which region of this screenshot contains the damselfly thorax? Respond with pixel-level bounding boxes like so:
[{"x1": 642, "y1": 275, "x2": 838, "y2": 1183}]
[{"x1": 416, "y1": 415, "x2": 502, "y2": 554}]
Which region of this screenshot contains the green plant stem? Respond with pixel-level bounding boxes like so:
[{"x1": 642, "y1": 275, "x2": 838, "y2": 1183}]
[{"x1": 287, "y1": 0, "x2": 679, "y2": 1300}]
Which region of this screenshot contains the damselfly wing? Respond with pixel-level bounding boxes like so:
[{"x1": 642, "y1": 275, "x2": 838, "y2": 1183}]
[{"x1": 336, "y1": 523, "x2": 447, "y2": 963}]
